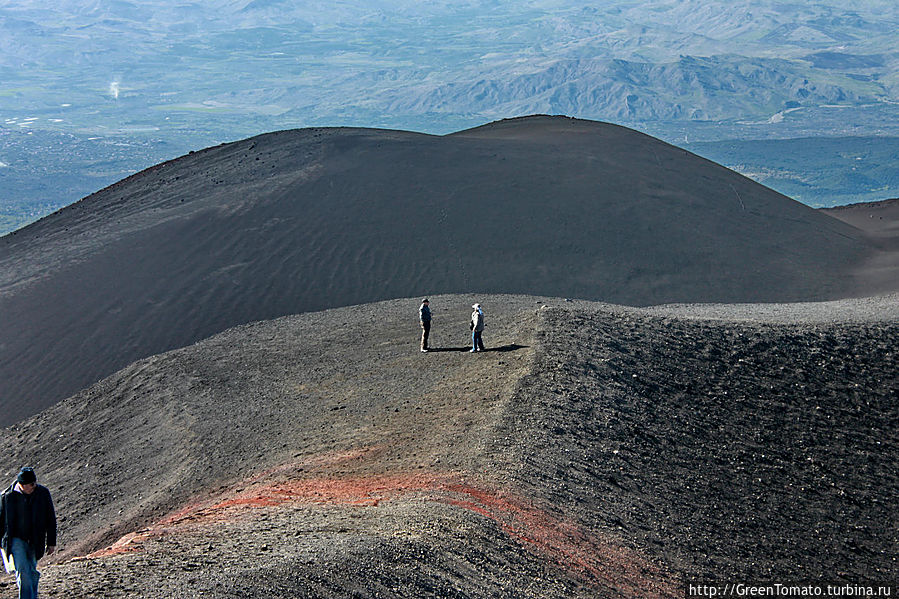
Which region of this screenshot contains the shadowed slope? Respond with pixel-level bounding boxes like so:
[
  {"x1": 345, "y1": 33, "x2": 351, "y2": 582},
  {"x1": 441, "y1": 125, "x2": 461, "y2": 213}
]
[
  {"x1": 1, "y1": 294, "x2": 895, "y2": 598},
  {"x1": 0, "y1": 115, "x2": 880, "y2": 424},
  {"x1": 821, "y1": 199, "x2": 899, "y2": 294},
  {"x1": 491, "y1": 301, "x2": 898, "y2": 584}
]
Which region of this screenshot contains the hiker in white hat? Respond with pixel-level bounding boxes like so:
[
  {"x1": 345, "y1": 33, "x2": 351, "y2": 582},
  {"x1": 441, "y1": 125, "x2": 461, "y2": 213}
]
[{"x1": 469, "y1": 303, "x2": 485, "y2": 352}]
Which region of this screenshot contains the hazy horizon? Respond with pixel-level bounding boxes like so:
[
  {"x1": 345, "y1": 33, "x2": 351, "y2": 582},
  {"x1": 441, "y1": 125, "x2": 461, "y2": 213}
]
[{"x1": 1, "y1": 0, "x2": 898, "y2": 233}]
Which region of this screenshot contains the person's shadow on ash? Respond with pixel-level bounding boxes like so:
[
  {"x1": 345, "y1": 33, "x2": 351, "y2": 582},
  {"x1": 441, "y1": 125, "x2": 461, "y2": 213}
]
[{"x1": 427, "y1": 344, "x2": 528, "y2": 353}]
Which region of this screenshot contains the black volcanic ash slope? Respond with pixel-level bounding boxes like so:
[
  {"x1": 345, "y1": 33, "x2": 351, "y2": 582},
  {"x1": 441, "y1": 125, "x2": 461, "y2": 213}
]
[
  {"x1": 0, "y1": 116, "x2": 878, "y2": 424},
  {"x1": 491, "y1": 302, "x2": 898, "y2": 584},
  {"x1": 1, "y1": 295, "x2": 895, "y2": 598}
]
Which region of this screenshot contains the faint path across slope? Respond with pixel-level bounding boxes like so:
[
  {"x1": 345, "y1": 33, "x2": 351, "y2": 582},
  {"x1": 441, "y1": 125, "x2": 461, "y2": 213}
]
[{"x1": 3, "y1": 294, "x2": 677, "y2": 598}]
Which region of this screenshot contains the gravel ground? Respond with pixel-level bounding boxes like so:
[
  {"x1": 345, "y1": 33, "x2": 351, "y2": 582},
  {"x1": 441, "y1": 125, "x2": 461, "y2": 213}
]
[{"x1": 1, "y1": 292, "x2": 895, "y2": 598}]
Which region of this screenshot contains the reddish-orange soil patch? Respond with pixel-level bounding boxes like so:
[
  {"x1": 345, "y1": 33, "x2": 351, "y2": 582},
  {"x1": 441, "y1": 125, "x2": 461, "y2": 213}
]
[
  {"x1": 88, "y1": 465, "x2": 674, "y2": 596},
  {"x1": 440, "y1": 483, "x2": 675, "y2": 597}
]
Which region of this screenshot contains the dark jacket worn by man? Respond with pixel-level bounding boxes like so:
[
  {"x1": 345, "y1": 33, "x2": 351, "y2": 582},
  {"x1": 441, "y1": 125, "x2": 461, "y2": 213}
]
[
  {"x1": 0, "y1": 481, "x2": 57, "y2": 560},
  {"x1": 419, "y1": 299, "x2": 432, "y2": 352}
]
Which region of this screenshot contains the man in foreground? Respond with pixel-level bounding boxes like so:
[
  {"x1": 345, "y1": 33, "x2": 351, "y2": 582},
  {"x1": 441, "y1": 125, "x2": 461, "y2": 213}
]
[{"x1": 0, "y1": 467, "x2": 57, "y2": 599}]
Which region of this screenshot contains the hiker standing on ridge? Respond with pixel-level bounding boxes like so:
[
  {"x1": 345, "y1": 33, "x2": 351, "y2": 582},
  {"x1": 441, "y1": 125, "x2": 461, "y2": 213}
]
[
  {"x1": 1, "y1": 467, "x2": 57, "y2": 599},
  {"x1": 419, "y1": 298, "x2": 432, "y2": 353},
  {"x1": 470, "y1": 303, "x2": 485, "y2": 352}
]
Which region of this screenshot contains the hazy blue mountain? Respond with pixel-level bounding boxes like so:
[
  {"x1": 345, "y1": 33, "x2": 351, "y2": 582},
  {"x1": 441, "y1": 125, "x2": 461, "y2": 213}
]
[
  {"x1": 1, "y1": 0, "x2": 898, "y2": 232},
  {"x1": 686, "y1": 136, "x2": 899, "y2": 207},
  {"x1": 394, "y1": 55, "x2": 882, "y2": 121}
]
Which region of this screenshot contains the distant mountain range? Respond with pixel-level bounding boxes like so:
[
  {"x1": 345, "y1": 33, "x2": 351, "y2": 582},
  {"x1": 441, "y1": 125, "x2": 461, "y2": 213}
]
[
  {"x1": 2, "y1": 0, "x2": 896, "y2": 126},
  {"x1": 1, "y1": 0, "x2": 898, "y2": 232}
]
